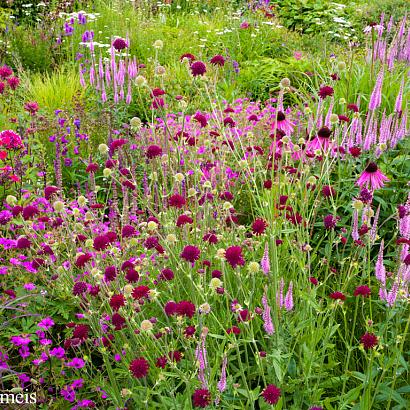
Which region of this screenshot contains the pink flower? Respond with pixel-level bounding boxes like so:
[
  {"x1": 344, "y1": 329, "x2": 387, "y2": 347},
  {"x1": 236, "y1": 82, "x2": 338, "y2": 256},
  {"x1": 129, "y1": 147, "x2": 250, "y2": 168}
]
[{"x1": 356, "y1": 162, "x2": 389, "y2": 190}]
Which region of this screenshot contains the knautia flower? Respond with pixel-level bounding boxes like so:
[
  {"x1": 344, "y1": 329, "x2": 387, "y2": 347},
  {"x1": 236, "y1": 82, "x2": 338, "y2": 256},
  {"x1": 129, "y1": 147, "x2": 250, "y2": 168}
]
[
  {"x1": 261, "y1": 384, "x2": 281, "y2": 405},
  {"x1": 356, "y1": 163, "x2": 389, "y2": 190},
  {"x1": 360, "y1": 332, "x2": 378, "y2": 350}
]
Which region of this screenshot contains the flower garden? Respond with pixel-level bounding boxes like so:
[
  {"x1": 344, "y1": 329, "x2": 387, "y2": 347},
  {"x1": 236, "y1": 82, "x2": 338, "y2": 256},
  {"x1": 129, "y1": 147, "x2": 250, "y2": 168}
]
[{"x1": 0, "y1": 0, "x2": 409, "y2": 409}]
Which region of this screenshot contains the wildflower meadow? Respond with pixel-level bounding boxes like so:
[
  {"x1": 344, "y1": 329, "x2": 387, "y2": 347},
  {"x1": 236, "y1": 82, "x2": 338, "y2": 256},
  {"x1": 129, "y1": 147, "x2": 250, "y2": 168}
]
[{"x1": 0, "y1": 1, "x2": 409, "y2": 409}]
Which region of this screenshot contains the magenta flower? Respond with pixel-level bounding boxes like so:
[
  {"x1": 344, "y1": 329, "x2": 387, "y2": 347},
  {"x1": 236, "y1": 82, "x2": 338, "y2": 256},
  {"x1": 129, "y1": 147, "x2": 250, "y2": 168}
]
[
  {"x1": 356, "y1": 162, "x2": 389, "y2": 190},
  {"x1": 38, "y1": 317, "x2": 55, "y2": 330}
]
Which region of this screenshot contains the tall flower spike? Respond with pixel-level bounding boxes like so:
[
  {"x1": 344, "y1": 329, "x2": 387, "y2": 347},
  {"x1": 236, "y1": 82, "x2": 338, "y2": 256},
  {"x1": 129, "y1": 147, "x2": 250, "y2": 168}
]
[
  {"x1": 217, "y1": 355, "x2": 227, "y2": 393},
  {"x1": 375, "y1": 240, "x2": 386, "y2": 285},
  {"x1": 284, "y1": 281, "x2": 294, "y2": 311},
  {"x1": 277, "y1": 277, "x2": 284, "y2": 308},
  {"x1": 394, "y1": 78, "x2": 404, "y2": 113},
  {"x1": 369, "y1": 68, "x2": 384, "y2": 111},
  {"x1": 262, "y1": 289, "x2": 275, "y2": 335},
  {"x1": 370, "y1": 205, "x2": 380, "y2": 243},
  {"x1": 261, "y1": 242, "x2": 270, "y2": 275},
  {"x1": 195, "y1": 328, "x2": 208, "y2": 388}
]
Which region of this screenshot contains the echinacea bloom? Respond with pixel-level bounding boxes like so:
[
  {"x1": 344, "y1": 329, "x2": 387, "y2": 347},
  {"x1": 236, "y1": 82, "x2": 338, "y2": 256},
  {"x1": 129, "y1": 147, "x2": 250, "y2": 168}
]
[
  {"x1": 308, "y1": 126, "x2": 332, "y2": 151},
  {"x1": 356, "y1": 162, "x2": 389, "y2": 190},
  {"x1": 261, "y1": 384, "x2": 281, "y2": 405},
  {"x1": 360, "y1": 332, "x2": 378, "y2": 350},
  {"x1": 192, "y1": 389, "x2": 211, "y2": 408},
  {"x1": 274, "y1": 111, "x2": 294, "y2": 135},
  {"x1": 129, "y1": 357, "x2": 149, "y2": 378}
]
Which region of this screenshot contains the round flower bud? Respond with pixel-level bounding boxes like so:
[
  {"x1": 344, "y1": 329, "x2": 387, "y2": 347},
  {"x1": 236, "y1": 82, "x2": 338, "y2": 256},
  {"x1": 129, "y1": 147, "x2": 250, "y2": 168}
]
[
  {"x1": 337, "y1": 61, "x2": 346, "y2": 71},
  {"x1": 188, "y1": 188, "x2": 197, "y2": 197},
  {"x1": 147, "y1": 221, "x2": 158, "y2": 231},
  {"x1": 124, "y1": 284, "x2": 134, "y2": 296},
  {"x1": 307, "y1": 176, "x2": 317, "y2": 185},
  {"x1": 72, "y1": 208, "x2": 80, "y2": 217},
  {"x1": 155, "y1": 66, "x2": 166, "y2": 76},
  {"x1": 174, "y1": 173, "x2": 185, "y2": 182},
  {"x1": 166, "y1": 234, "x2": 177, "y2": 243},
  {"x1": 339, "y1": 98, "x2": 346, "y2": 104},
  {"x1": 247, "y1": 261, "x2": 260, "y2": 274},
  {"x1": 203, "y1": 181, "x2": 212, "y2": 189},
  {"x1": 53, "y1": 201, "x2": 65, "y2": 212},
  {"x1": 135, "y1": 75, "x2": 147, "y2": 87},
  {"x1": 130, "y1": 117, "x2": 142, "y2": 131},
  {"x1": 199, "y1": 303, "x2": 211, "y2": 314},
  {"x1": 85, "y1": 211, "x2": 94, "y2": 221},
  {"x1": 103, "y1": 168, "x2": 112, "y2": 178},
  {"x1": 280, "y1": 77, "x2": 291, "y2": 88},
  {"x1": 298, "y1": 137, "x2": 305, "y2": 145},
  {"x1": 6, "y1": 195, "x2": 17, "y2": 205},
  {"x1": 98, "y1": 144, "x2": 109, "y2": 155},
  {"x1": 210, "y1": 277, "x2": 222, "y2": 290},
  {"x1": 304, "y1": 107, "x2": 312, "y2": 114},
  {"x1": 78, "y1": 195, "x2": 87, "y2": 207},
  {"x1": 153, "y1": 40, "x2": 164, "y2": 49},
  {"x1": 141, "y1": 319, "x2": 154, "y2": 331},
  {"x1": 85, "y1": 239, "x2": 94, "y2": 248},
  {"x1": 223, "y1": 201, "x2": 233, "y2": 210},
  {"x1": 330, "y1": 113, "x2": 339, "y2": 124}
]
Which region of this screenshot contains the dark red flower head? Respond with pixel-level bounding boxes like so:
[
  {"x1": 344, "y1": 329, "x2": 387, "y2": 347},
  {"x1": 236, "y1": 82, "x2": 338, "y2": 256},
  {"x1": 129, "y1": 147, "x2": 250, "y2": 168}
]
[
  {"x1": 360, "y1": 332, "x2": 378, "y2": 350},
  {"x1": 317, "y1": 126, "x2": 332, "y2": 139},
  {"x1": 252, "y1": 218, "x2": 268, "y2": 235},
  {"x1": 176, "y1": 300, "x2": 196, "y2": 318},
  {"x1": 129, "y1": 357, "x2": 149, "y2": 378},
  {"x1": 261, "y1": 384, "x2": 281, "y2": 405},
  {"x1": 112, "y1": 37, "x2": 128, "y2": 51},
  {"x1": 210, "y1": 55, "x2": 225, "y2": 66},
  {"x1": 109, "y1": 294, "x2": 126, "y2": 311},
  {"x1": 180, "y1": 245, "x2": 201, "y2": 263},
  {"x1": 190, "y1": 61, "x2": 207, "y2": 77},
  {"x1": 365, "y1": 162, "x2": 378, "y2": 173},
  {"x1": 318, "y1": 86, "x2": 334, "y2": 99},
  {"x1": 168, "y1": 194, "x2": 186, "y2": 208},
  {"x1": 192, "y1": 389, "x2": 211, "y2": 408},
  {"x1": 354, "y1": 285, "x2": 371, "y2": 297},
  {"x1": 225, "y1": 246, "x2": 245, "y2": 268},
  {"x1": 146, "y1": 144, "x2": 162, "y2": 159}
]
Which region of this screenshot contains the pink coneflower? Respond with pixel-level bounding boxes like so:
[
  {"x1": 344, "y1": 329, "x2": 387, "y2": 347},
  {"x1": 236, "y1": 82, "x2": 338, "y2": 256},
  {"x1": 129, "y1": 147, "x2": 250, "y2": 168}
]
[
  {"x1": 318, "y1": 86, "x2": 334, "y2": 99},
  {"x1": 360, "y1": 332, "x2": 378, "y2": 350},
  {"x1": 190, "y1": 61, "x2": 207, "y2": 77},
  {"x1": 192, "y1": 389, "x2": 211, "y2": 408},
  {"x1": 129, "y1": 357, "x2": 149, "y2": 378},
  {"x1": 210, "y1": 55, "x2": 225, "y2": 66},
  {"x1": 261, "y1": 384, "x2": 281, "y2": 405},
  {"x1": 274, "y1": 111, "x2": 294, "y2": 135},
  {"x1": 180, "y1": 245, "x2": 201, "y2": 263},
  {"x1": 308, "y1": 126, "x2": 332, "y2": 151},
  {"x1": 356, "y1": 162, "x2": 389, "y2": 190},
  {"x1": 225, "y1": 246, "x2": 245, "y2": 268}
]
